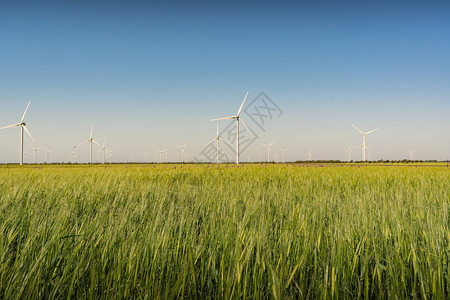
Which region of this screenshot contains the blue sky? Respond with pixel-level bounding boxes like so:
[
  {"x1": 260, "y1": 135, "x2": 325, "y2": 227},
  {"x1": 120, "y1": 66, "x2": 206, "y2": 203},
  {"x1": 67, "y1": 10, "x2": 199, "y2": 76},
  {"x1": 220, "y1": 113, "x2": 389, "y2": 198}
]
[{"x1": 1, "y1": 0, "x2": 449, "y2": 163}]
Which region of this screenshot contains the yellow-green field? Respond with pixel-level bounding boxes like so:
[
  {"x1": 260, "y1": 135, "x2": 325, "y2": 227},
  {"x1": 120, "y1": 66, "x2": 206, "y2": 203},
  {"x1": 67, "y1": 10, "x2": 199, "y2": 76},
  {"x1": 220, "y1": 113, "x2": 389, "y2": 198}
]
[{"x1": 0, "y1": 163, "x2": 448, "y2": 298}]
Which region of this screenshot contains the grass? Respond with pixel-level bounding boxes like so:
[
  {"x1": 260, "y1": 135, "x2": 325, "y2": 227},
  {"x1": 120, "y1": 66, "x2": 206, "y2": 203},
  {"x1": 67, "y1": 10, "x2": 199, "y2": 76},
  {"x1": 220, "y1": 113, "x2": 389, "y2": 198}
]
[{"x1": 0, "y1": 163, "x2": 448, "y2": 298}]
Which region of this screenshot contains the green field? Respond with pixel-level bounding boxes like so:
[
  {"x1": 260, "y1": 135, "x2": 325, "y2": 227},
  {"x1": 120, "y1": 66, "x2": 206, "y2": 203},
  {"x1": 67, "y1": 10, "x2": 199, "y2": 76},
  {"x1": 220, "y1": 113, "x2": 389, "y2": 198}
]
[{"x1": 0, "y1": 163, "x2": 448, "y2": 299}]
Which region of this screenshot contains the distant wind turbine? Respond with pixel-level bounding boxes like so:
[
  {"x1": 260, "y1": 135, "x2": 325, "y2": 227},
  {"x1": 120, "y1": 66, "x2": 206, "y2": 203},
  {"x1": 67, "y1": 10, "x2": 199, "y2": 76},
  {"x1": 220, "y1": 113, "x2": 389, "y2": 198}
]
[
  {"x1": 352, "y1": 124, "x2": 380, "y2": 162},
  {"x1": 44, "y1": 148, "x2": 52, "y2": 164},
  {"x1": 261, "y1": 141, "x2": 276, "y2": 162},
  {"x1": 257, "y1": 151, "x2": 263, "y2": 161},
  {"x1": 205, "y1": 122, "x2": 232, "y2": 163},
  {"x1": 157, "y1": 150, "x2": 166, "y2": 163},
  {"x1": 280, "y1": 148, "x2": 290, "y2": 163},
  {"x1": 210, "y1": 91, "x2": 255, "y2": 164},
  {"x1": 306, "y1": 149, "x2": 313, "y2": 161},
  {"x1": 175, "y1": 143, "x2": 189, "y2": 163},
  {"x1": 74, "y1": 126, "x2": 100, "y2": 164},
  {"x1": 97, "y1": 140, "x2": 110, "y2": 164},
  {"x1": 346, "y1": 145, "x2": 353, "y2": 162},
  {"x1": 0, "y1": 101, "x2": 36, "y2": 165},
  {"x1": 71, "y1": 150, "x2": 76, "y2": 164},
  {"x1": 31, "y1": 145, "x2": 41, "y2": 164},
  {"x1": 408, "y1": 150, "x2": 415, "y2": 160}
]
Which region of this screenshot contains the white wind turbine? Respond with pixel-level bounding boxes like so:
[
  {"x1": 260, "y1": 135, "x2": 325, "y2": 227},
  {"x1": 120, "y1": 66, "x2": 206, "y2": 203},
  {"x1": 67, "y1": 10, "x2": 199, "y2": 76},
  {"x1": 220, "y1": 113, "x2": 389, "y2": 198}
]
[
  {"x1": 351, "y1": 124, "x2": 380, "y2": 162},
  {"x1": 205, "y1": 122, "x2": 232, "y2": 163},
  {"x1": 210, "y1": 91, "x2": 255, "y2": 164},
  {"x1": 74, "y1": 126, "x2": 100, "y2": 164},
  {"x1": 44, "y1": 148, "x2": 52, "y2": 164},
  {"x1": 157, "y1": 150, "x2": 166, "y2": 163},
  {"x1": 71, "y1": 150, "x2": 76, "y2": 164},
  {"x1": 0, "y1": 101, "x2": 36, "y2": 165},
  {"x1": 280, "y1": 148, "x2": 290, "y2": 163},
  {"x1": 106, "y1": 149, "x2": 112, "y2": 163},
  {"x1": 31, "y1": 145, "x2": 41, "y2": 164},
  {"x1": 261, "y1": 141, "x2": 276, "y2": 162},
  {"x1": 175, "y1": 143, "x2": 189, "y2": 163},
  {"x1": 97, "y1": 140, "x2": 110, "y2": 164},
  {"x1": 257, "y1": 151, "x2": 263, "y2": 162},
  {"x1": 408, "y1": 150, "x2": 415, "y2": 160},
  {"x1": 306, "y1": 149, "x2": 313, "y2": 161},
  {"x1": 346, "y1": 145, "x2": 353, "y2": 162}
]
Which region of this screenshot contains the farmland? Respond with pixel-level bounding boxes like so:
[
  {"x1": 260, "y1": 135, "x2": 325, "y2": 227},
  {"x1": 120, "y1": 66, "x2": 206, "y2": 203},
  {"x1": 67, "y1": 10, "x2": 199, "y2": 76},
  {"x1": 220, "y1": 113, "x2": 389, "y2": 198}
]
[{"x1": 0, "y1": 163, "x2": 448, "y2": 298}]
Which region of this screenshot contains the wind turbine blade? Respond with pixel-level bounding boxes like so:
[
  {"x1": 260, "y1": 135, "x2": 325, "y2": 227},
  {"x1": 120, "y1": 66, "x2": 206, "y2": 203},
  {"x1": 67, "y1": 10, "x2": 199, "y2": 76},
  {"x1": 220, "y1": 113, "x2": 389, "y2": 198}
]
[
  {"x1": 23, "y1": 126, "x2": 36, "y2": 142},
  {"x1": 21, "y1": 101, "x2": 31, "y2": 122},
  {"x1": 239, "y1": 118, "x2": 255, "y2": 137},
  {"x1": 351, "y1": 124, "x2": 364, "y2": 135},
  {"x1": 183, "y1": 143, "x2": 189, "y2": 147},
  {"x1": 365, "y1": 128, "x2": 380, "y2": 135},
  {"x1": 0, "y1": 123, "x2": 21, "y2": 130},
  {"x1": 76, "y1": 139, "x2": 90, "y2": 148},
  {"x1": 210, "y1": 116, "x2": 236, "y2": 121},
  {"x1": 205, "y1": 138, "x2": 216, "y2": 146},
  {"x1": 90, "y1": 126, "x2": 93, "y2": 139},
  {"x1": 237, "y1": 91, "x2": 249, "y2": 116},
  {"x1": 92, "y1": 140, "x2": 101, "y2": 147},
  {"x1": 354, "y1": 144, "x2": 364, "y2": 149},
  {"x1": 260, "y1": 143, "x2": 269, "y2": 147},
  {"x1": 175, "y1": 144, "x2": 182, "y2": 148},
  {"x1": 269, "y1": 140, "x2": 276, "y2": 146}
]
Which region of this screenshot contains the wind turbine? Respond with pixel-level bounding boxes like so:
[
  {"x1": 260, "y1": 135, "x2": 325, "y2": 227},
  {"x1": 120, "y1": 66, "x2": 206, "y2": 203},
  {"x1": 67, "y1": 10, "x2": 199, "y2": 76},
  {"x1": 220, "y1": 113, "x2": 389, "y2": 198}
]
[
  {"x1": 351, "y1": 124, "x2": 380, "y2": 161},
  {"x1": 261, "y1": 140, "x2": 276, "y2": 162},
  {"x1": 44, "y1": 148, "x2": 52, "y2": 164},
  {"x1": 157, "y1": 150, "x2": 166, "y2": 163},
  {"x1": 306, "y1": 149, "x2": 313, "y2": 161},
  {"x1": 31, "y1": 145, "x2": 41, "y2": 164},
  {"x1": 346, "y1": 145, "x2": 353, "y2": 162},
  {"x1": 280, "y1": 148, "x2": 290, "y2": 163},
  {"x1": 71, "y1": 150, "x2": 76, "y2": 164},
  {"x1": 0, "y1": 101, "x2": 36, "y2": 165},
  {"x1": 257, "y1": 151, "x2": 263, "y2": 162},
  {"x1": 206, "y1": 122, "x2": 232, "y2": 164},
  {"x1": 97, "y1": 140, "x2": 110, "y2": 164},
  {"x1": 175, "y1": 143, "x2": 188, "y2": 163},
  {"x1": 408, "y1": 150, "x2": 415, "y2": 160},
  {"x1": 107, "y1": 149, "x2": 113, "y2": 162},
  {"x1": 74, "y1": 126, "x2": 100, "y2": 164},
  {"x1": 210, "y1": 91, "x2": 255, "y2": 164}
]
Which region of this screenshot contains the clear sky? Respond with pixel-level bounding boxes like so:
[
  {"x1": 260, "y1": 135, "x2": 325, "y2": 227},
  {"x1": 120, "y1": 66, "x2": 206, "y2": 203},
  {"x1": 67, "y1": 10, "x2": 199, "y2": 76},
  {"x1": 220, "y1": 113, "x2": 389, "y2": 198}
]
[{"x1": 1, "y1": 0, "x2": 449, "y2": 163}]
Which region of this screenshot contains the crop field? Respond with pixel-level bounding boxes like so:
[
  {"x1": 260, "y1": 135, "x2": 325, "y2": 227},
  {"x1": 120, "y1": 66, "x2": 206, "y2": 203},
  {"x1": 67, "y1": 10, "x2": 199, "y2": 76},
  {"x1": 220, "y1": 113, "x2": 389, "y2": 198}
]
[{"x1": 0, "y1": 163, "x2": 448, "y2": 299}]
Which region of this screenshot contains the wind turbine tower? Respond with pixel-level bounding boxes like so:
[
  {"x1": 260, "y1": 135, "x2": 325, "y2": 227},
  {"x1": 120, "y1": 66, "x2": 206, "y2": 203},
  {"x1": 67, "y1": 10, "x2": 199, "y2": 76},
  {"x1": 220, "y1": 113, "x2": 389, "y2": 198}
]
[
  {"x1": 210, "y1": 91, "x2": 255, "y2": 164},
  {"x1": 74, "y1": 126, "x2": 100, "y2": 164},
  {"x1": 280, "y1": 148, "x2": 290, "y2": 163},
  {"x1": 261, "y1": 141, "x2": 276, "y2": 162},
  {"x1": 0, "y1": 101, "x2": 36, "y2": 165},
  {"x1": 346, "y1": 145, "x2": 353, "y2": 162},
  {"x1": 351, "y1": 124, "x2": 380, "y2": 162},
  {"x1": 175, "y1": 143, "x2": 189, "y2": 163},
  {"x1": 408, "y1": 150, "x2": 415, "y2": 160}
]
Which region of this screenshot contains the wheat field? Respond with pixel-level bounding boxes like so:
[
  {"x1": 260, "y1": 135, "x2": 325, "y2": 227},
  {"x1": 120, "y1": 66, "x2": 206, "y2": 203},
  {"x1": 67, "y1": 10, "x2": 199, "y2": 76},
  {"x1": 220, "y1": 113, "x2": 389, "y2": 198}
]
[{"x1": 0, "y1": 163, "x2": 448, "y2": 298}]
